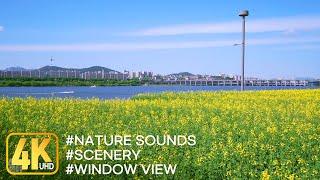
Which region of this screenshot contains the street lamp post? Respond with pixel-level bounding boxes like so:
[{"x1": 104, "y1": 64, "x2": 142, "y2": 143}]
[{"x1": 239, "y1": 10, "x2": 249, "y2": 91}]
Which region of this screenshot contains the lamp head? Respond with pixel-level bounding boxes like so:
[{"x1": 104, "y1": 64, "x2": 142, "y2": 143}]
[{"x1": 239, "y1": 10, "x2": 249, "y2": 17}]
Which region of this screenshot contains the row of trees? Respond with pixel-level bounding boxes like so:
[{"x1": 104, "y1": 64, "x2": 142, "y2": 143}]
[{"x1": 0, "y1": 77, "x2": 142, "y2": 87}]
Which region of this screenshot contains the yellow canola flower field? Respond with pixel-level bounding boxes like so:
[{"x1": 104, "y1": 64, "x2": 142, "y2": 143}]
[{"x1": 0, "y1": 89, "x2": 319, "y2": 179}]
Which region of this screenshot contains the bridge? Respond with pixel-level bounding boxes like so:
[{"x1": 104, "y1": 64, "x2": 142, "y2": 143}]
[{"x1": 164, "y1": 79, "x2": 309, "y2": 86}]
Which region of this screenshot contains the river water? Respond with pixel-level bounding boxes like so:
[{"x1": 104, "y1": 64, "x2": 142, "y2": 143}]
[{"x1": 0, "y1": 86, "x2": 314, "y2": 99}]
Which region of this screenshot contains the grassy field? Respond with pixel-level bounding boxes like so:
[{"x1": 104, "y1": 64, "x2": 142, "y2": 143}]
[
  {"x1": 0, "y1": 89, "x2": 319, "y2": 179},
  {"x1": 0, "y1": 77, "x2": 142, "y2": 86}
]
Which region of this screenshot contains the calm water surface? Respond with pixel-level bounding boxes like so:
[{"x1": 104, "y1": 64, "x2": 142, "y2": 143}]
[{"x1": 0, "y1": 86, "x2": 314, "y2": 99}]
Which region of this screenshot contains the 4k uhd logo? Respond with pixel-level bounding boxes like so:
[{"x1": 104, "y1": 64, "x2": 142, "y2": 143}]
[{"x1": 6, "y1": 133, "x2": 59, "y2": 175}]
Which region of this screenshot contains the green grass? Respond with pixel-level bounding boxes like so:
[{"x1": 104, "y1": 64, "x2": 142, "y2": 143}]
[{"x1": 0, "y1": 77, "x2": 142, "y2": 86}]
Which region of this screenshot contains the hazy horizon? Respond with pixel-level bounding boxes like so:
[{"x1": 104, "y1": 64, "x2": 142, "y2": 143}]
[{"x1": 1, "y1": 65, "x2": 318, "y2": 80}]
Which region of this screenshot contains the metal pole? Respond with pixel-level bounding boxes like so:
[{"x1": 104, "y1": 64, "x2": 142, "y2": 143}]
[
  {"x1": 238, "y1": 10, "x2": 248, "y2": 91},
  {"x1": 241, "y1": 16, "x2": 246, "y2": 91}
]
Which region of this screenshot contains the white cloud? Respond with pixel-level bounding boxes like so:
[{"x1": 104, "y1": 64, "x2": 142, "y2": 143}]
[
  {"x1": 0, "y1": 36, "x2": 319, "y2": 52},
  {"x1": 126, "y1": 16, "x2": 320, "y2": 36},
  {"x1": 0, "y1": 42, "x2": 232, "y2": 51},
  {"x1": 276, "y1": 44, "x2": 320, "y2": 50}
]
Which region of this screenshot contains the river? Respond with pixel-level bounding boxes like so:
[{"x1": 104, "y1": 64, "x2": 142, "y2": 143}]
[{"x1": 0, "y1": 86, "x2": 314, "y2": 99}]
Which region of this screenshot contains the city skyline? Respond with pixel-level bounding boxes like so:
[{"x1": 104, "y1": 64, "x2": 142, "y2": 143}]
[
  {"x1": 0, "y1": 1, "x2": 320, "y2": 79},
  {"x1": 1, "y1": 65, "x2": 317, "y2": 80}
]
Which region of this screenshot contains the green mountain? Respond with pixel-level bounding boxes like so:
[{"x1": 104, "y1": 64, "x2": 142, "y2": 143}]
[
  {"x1": 38, "y1": 66, "x2": 118, "y2": 73},
  {"x1": 4, "y1": 66, "x2": 28, "y2": 71},
  {"x1": 169, "y1": 72, "x2": 194, "y2": 76}
]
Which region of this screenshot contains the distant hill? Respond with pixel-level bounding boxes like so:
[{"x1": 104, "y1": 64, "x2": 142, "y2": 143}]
[
  {"x1": 169, "y1": 72, "x2": 194, "y2": 76},
  {"x1": 4, "y1": 66, "x2": 28, "y2": 71},
  {"x1": 39, "y1": 66, "x2": 70, "y2": 72},
  {"x1": 38, "y1": 66, "x2": 118, "y2": 73},
  {"x1": 79, "y1": 66, "x2": 116, "y2": 73},
  {"x1": 2, "y1": 66, "x2": 119, "y2": 73}
]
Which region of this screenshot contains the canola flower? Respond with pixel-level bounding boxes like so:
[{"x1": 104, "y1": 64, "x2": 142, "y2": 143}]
[{"x1": 0, "y1": 89, "x2": 319, "y2": 179}]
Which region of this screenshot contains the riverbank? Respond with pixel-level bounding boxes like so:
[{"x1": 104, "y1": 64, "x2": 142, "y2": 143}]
[{"x1": 0, "y1": 77, "x2": 143, "y2": 86}]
